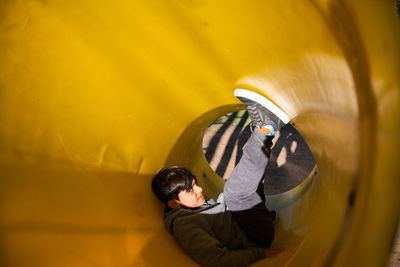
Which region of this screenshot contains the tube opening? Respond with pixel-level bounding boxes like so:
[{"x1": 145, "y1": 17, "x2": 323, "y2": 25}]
[{"x1": 202, "y1": 110, "x2": 317, "y2": 195}]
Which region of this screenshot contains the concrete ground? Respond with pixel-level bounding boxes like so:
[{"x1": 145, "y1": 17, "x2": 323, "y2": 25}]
[
  {"x1": 202, "y1": 111, "x2": 400, "y2": 266},
  {"x1": 202, "y1": 110, "x2": 315, "y2": 195}
]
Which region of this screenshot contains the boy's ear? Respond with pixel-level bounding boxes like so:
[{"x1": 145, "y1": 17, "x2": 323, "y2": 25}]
[{"x1": 167, "y1": 199, "x2": 180, "y2": 209}]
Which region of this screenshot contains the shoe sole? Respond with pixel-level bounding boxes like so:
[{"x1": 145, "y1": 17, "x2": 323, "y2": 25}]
[{"x1": 234, "y1": 89, "x2": 290, "y2": 126}]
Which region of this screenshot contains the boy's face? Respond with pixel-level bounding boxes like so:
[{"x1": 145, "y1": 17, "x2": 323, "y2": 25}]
[{"x1": 177, "y1": 179, "x2": 205, "y2": 208}]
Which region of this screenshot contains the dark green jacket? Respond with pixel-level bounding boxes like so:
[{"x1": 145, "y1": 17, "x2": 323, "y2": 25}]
[{"x1": 164, "y1": 194, "x2": 266, "y2": 267}]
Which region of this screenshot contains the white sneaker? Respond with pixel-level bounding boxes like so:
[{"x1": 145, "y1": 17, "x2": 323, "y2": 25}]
[{"x1": 234, "y1": 89, "x2": 290, "y2": 131}]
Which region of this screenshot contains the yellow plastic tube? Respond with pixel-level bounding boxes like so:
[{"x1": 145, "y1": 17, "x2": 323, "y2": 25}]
[{"x1": 0, "y1": 0, "x2": 399, "y2": 266}]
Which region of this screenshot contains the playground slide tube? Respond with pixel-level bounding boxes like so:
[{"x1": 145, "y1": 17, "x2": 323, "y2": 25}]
[{"x1": 0, "y1": 0, "x2": 399, "y2": 266}]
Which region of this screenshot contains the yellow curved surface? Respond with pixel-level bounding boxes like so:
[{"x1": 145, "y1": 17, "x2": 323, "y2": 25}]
[{"x1": 0, "y1": 0, "x2": 399, "y2": 266}]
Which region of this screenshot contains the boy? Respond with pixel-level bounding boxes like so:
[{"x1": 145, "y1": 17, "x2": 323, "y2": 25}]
[{"x1": 152, "y1": 89, "x2": 288, "y2": 267}]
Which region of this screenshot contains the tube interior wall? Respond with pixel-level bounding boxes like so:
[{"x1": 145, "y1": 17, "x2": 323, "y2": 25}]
[{"x1": 0, "y1": 1, "x2": 399, "y2": 266}]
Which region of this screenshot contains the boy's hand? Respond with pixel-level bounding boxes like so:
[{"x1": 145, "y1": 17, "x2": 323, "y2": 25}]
[{"x1": 265, "y1": 247, "x2": 285, "y2": 258}]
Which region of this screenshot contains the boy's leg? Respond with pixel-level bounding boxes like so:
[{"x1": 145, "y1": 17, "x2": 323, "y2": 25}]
[
  {"x1": 223, "y1": 128, "x2": 275, "y2": 247},
  {"x1": 223, "y1": 89, "x2": 290, "y2": 248},
  {"x1": 224, "y1": 129, "x2": 271, "y2": 211}
]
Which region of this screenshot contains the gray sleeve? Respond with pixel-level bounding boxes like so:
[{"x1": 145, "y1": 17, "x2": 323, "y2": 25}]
[{"x1": 174, "y1": 224, "x2": 266, "y2": 267}]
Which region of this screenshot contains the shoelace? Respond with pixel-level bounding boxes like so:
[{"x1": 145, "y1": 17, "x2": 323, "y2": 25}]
[{"x1": 247, "y1": 104, "x2": 263, "y2": 127}]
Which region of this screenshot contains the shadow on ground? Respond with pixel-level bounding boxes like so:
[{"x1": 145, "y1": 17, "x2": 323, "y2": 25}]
[{"x1": 202, "y1": 111, "x2": 316, "y2": 195}]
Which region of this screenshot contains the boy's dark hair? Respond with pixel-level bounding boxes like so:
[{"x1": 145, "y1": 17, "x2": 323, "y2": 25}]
[{"x1": 151, "y1": 166, "x2": 197, "y2": 205}]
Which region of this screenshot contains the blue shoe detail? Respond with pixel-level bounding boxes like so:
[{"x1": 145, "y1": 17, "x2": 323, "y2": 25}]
[{"x1": 263, "y1": 124, "x2": 275, "y2": 136}]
